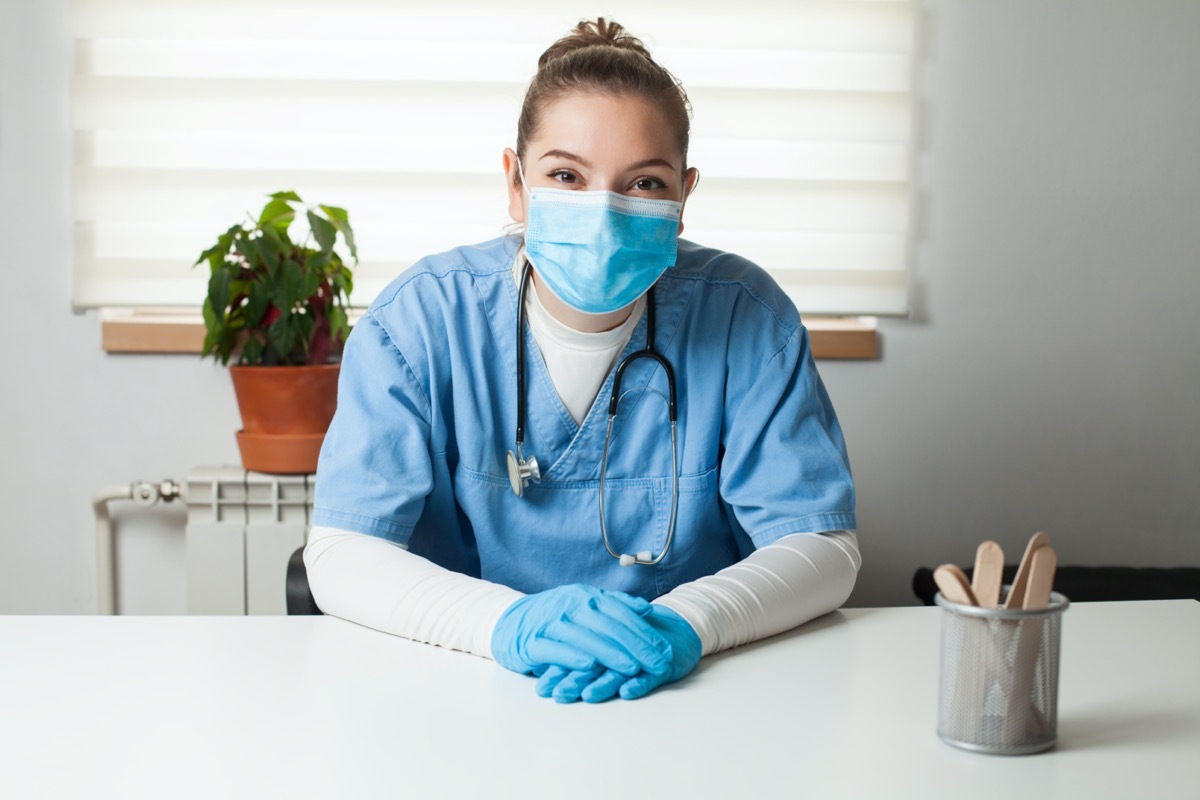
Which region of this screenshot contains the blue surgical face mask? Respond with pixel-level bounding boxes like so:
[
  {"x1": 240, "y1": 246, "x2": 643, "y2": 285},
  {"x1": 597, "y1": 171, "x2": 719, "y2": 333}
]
[{"x1": 518, "y1": 160, "x2": 683, "y2": 315}]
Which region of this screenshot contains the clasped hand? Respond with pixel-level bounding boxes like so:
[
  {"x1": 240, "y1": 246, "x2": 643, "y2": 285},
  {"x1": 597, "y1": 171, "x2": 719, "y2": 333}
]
[{"x1": 491, "y1": 584, "x2": 701, "y2": 703}]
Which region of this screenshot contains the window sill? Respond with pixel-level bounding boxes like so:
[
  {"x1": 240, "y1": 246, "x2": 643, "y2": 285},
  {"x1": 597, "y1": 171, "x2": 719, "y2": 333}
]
[{"x1": 100, "y1": 308, "x2": 878, "y2": 360}]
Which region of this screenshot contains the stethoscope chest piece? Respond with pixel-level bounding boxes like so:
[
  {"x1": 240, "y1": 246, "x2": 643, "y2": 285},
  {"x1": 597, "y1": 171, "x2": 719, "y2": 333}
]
[{"x1": 506, "y1": 448, "x2": 540, "y2": 498}]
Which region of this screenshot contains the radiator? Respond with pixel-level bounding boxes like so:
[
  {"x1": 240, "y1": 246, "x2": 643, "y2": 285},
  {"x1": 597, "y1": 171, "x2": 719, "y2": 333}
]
[{"x1": 185, "y1": 466, "x2": 313, "y2": 615}]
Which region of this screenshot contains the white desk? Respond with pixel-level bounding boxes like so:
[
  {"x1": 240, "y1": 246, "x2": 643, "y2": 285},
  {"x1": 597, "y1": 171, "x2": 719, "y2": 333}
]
[{"x1": 1, "y1": 601, "x2": 1196, "y2": 799}]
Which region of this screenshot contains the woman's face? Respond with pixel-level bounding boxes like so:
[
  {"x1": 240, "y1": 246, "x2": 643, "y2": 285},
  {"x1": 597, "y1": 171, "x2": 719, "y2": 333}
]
[{"x1": 504, "y1": 92, "x2": 697, "y2": 233}]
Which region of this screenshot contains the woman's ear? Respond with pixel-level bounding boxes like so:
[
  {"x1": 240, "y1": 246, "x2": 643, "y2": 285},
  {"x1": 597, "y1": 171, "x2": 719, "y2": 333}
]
[
  {"x1": 503, "y1": 148, "x2": 526, "y2": 224},
  {"x1": 677, "y1": 167, "x2": 700, "y2": 236}
]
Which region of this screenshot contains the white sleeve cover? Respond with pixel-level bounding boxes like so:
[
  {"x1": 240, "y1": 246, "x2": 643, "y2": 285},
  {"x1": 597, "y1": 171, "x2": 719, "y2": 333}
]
[
  {"x1": 654, "y1": 531, "x2": 861, "y2": 656},
  {"x1": 303, "y1": 525, "x2": 523, "y2": 660}
]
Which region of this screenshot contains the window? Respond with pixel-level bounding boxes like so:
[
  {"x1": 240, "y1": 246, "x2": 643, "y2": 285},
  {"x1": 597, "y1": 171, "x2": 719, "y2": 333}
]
[{"x1": 71, "y1": 0, "x2": 913, "y2": 317}]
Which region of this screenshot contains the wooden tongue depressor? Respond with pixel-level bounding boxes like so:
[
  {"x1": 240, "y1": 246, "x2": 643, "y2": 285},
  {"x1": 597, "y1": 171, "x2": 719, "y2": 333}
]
[
  {"x1": 1003, "y1": 543, "x2": 1059, "y2": 742},
  {"x1": 1022, "y1": 545, "x2": 1057, "y2": 610},
  {"x1": 1004, "y1": 531, "x2": 1052, "y2": 610},
  {"x1": 971, "y1": 540, "x2": 1005, "y2": 608},
  {"x1": 934, "y1": 564, "x2": 978, "y2": 606}
]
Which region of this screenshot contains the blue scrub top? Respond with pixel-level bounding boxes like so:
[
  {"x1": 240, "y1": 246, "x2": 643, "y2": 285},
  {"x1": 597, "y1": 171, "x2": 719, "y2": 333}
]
[{"x1": 313, "y1": 236, "x2": 855, "y2": 600}]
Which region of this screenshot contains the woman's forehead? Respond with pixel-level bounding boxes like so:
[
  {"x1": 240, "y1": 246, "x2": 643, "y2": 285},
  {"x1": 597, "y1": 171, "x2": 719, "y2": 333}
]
[{"x1": 529, "y1": 93, "x2": 681, "y2": 166}]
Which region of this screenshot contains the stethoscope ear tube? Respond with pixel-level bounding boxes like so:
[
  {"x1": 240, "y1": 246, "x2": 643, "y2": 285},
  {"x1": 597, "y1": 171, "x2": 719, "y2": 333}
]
[
  {"x1": 610, "y1": 351, "x2": 676, "y2": 422},
  {"x1": 608, "y1": 288, "x2": 675, "y2": 421}
]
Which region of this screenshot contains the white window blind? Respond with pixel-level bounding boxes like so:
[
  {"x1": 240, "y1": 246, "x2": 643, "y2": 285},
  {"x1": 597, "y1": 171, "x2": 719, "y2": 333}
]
[{"x1": 71, "y1": 0, "x2": 913, "y2": 316}]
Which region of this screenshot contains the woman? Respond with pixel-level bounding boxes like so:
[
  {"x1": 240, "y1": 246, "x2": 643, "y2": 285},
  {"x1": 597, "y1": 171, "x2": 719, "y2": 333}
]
[{"x1": 306, "y1": 18, "x2": 859, "y2": 703}]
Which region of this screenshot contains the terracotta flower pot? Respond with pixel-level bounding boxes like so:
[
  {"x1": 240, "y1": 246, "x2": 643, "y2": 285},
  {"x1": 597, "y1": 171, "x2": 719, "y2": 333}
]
[{"x1": 229, "y1": 364, "x2": 340, "y2": 474}]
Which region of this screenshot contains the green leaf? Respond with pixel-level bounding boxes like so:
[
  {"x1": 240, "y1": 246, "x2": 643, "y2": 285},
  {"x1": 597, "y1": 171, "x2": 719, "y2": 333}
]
[
  {"x1": 263, "y1": 219, "x2": 292, "y2": 248},
  {"x1": 320, "y1": 204, "x2": 357, "y2": 261},
  {"x1": 241, "y1": 337, "x2": 264, "y2": 366},
  {"x1": 216, "y1": 335, "x2": 235, "y2": 366},
  {"x1": 306, "y1": 251, "x2": 332, "y2": 271},
  {"x1": 196, "y1": 225, "x2": 242, "y2": 272},
  {"x1": 329, "y1": 303, "x2": 349, "y2": 345},
  {"x1": 256, "y1": 229, "x2": 280, "y2": 269},
  {"x1": 218, "y1": 224, "x2": 241, "y2": 250},
  {"x1": 260, "y1": 226, "x2": 286, "y2": 277},
  {"x1": 233, "y1": 235, "x2": 259, "y2": 268},
  {"x1": 293, "y1": 310, "x2": 314, "y2": 349},
  {"x1": 261, "y1": 223, "x2": 284, "y2": 245},
  {"x1": 195, "y1": 243, "x2": 219, "y2": 268},
  {"x1": 201, "y1": 300, "x2": 220, "y2": 358},
  {"x1": 268, "y1": 317, "x2": 297, "y2": 362},
  {"x1": 319, "y1": 205, "x2": 347, "y2": 223},
  {"x1": 202, "y1": 298, "x2": 238, "y2": 364},
  {"x1": 333, "y1": 266, "x2": 354, "y2": 299},
  {"x1": 274, "y1": 259, "x2": 303, "y2": 313},
  {"x1": 207, "y1": 269, "x2": 231, "y2": 318},
  {"x1": 300, "y1": 265, "x2": 323, "y2": 302},
  {"x1": 202, "y1": 296, "x2": 217, "y2": 328},
  {"x1": 258, "y1": 197, "x2": 296, "y2": 232},
  {"x1": 307, "y1": 210, "x2": 337, "y2": 254},
  {"x1": 246, "y1": 281, "x2": 269, "y2": 328},
  {"x1": 270, "y1": 190, "x2": 303, "y2": 203},
  {"x1": 228, "y1": 278, "x2": 252, "y2": 302}
]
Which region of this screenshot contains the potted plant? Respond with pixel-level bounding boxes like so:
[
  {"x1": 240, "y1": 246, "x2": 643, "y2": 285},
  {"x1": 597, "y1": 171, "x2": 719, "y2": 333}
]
[{"x1": 195, "y1": 190, "x2": 356, "y2": 474}]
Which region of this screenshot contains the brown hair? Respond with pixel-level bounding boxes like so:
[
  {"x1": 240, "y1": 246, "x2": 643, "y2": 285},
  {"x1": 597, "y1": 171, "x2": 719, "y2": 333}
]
[{"x1": 515, "y1": 18, "x2": 692, "y2": 178}]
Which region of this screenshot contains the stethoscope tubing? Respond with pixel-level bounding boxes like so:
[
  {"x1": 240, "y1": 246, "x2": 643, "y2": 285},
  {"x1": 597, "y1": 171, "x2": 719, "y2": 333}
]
[
  {"x1": 511, "y1": 260, "x2": 680, "y2": 566},
  {"x1": 515, "y1": 261, "x2": 532, "y2": 452}
]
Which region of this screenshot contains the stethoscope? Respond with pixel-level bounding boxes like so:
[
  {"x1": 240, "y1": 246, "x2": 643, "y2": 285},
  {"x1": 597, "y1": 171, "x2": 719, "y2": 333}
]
[{"x1": 505, "y1": 261, "x2": 680, "y2": 567}]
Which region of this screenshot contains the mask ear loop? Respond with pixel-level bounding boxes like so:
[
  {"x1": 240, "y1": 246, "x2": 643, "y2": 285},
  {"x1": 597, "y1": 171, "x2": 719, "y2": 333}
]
[{"x1": 516, "y1": 157, "x2": 530, "y2": 197}]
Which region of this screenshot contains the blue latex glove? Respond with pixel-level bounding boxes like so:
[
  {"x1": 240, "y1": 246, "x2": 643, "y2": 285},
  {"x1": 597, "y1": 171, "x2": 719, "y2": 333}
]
[
  {"x1": 491, "y1": 584, "x2": 673, "y2": 678},
  {"x1": 536, "y1": 664, "x2": 624, "y2": 704},
  {"x1": 536, "y1": 605, "x2": 702, "y2": 703}
]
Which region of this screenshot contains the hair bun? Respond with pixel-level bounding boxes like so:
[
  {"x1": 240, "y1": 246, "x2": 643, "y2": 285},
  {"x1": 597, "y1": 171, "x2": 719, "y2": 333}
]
[
  {"x1": 537, "y1": 18, "x2": 651, "y2": 68},
  {"x1": 516, "y1": 17, "x2": 692, "y2": 168}
]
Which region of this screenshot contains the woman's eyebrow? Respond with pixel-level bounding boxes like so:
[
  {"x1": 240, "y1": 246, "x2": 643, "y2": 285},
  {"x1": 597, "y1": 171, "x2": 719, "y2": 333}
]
[
  {"x1": 537, "y1": 151, "x2": 677, "y2": 172},
  {"x1": 626, "y1": 157, "x2": 678, "y2": 172},
  {"x1": 539, "y1": 149, "x2": 591, "y2": 167}
]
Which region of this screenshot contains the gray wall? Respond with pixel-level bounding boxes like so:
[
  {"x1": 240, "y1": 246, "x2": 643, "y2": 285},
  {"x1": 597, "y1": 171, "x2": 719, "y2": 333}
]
[
  {"x1": 825, "y1": 0, "x2": 1200, "y2": 604},
  {"x1": 2, "y1": 0, "x2": 1197, "y2": 614}
]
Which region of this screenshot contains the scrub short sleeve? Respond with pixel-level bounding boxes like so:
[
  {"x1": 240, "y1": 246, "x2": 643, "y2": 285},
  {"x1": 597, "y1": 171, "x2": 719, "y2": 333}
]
[
  {"x1": 312, "y1": 311, "x2": 433, "y2": 544},
  {"x1": 719, "y1": 324, "x2": 856, "y2": 547}
]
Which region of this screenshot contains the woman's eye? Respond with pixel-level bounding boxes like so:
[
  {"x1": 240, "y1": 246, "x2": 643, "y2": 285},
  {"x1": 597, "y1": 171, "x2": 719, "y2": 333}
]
[
  {"x1": 633, "y1": 177, "x2": 667, "y2": 191},
  {"x1": 550, "y1": 170, "x2": 578, "y2": 184}
]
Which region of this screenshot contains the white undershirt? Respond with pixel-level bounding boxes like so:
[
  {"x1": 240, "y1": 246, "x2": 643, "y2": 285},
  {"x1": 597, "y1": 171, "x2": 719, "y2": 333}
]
[
  {"x1": 305, "y1": 526, "x2": 860, "y2": 659},
  {"x1": 515, "y1": 252, "x2": 644, "y2": 425}
]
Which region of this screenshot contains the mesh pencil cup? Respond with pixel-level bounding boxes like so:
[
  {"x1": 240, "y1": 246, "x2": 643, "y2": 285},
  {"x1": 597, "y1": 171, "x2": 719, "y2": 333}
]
[{"x1": 935, "y1": 589, "x2": 1069, "y2": 755}]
